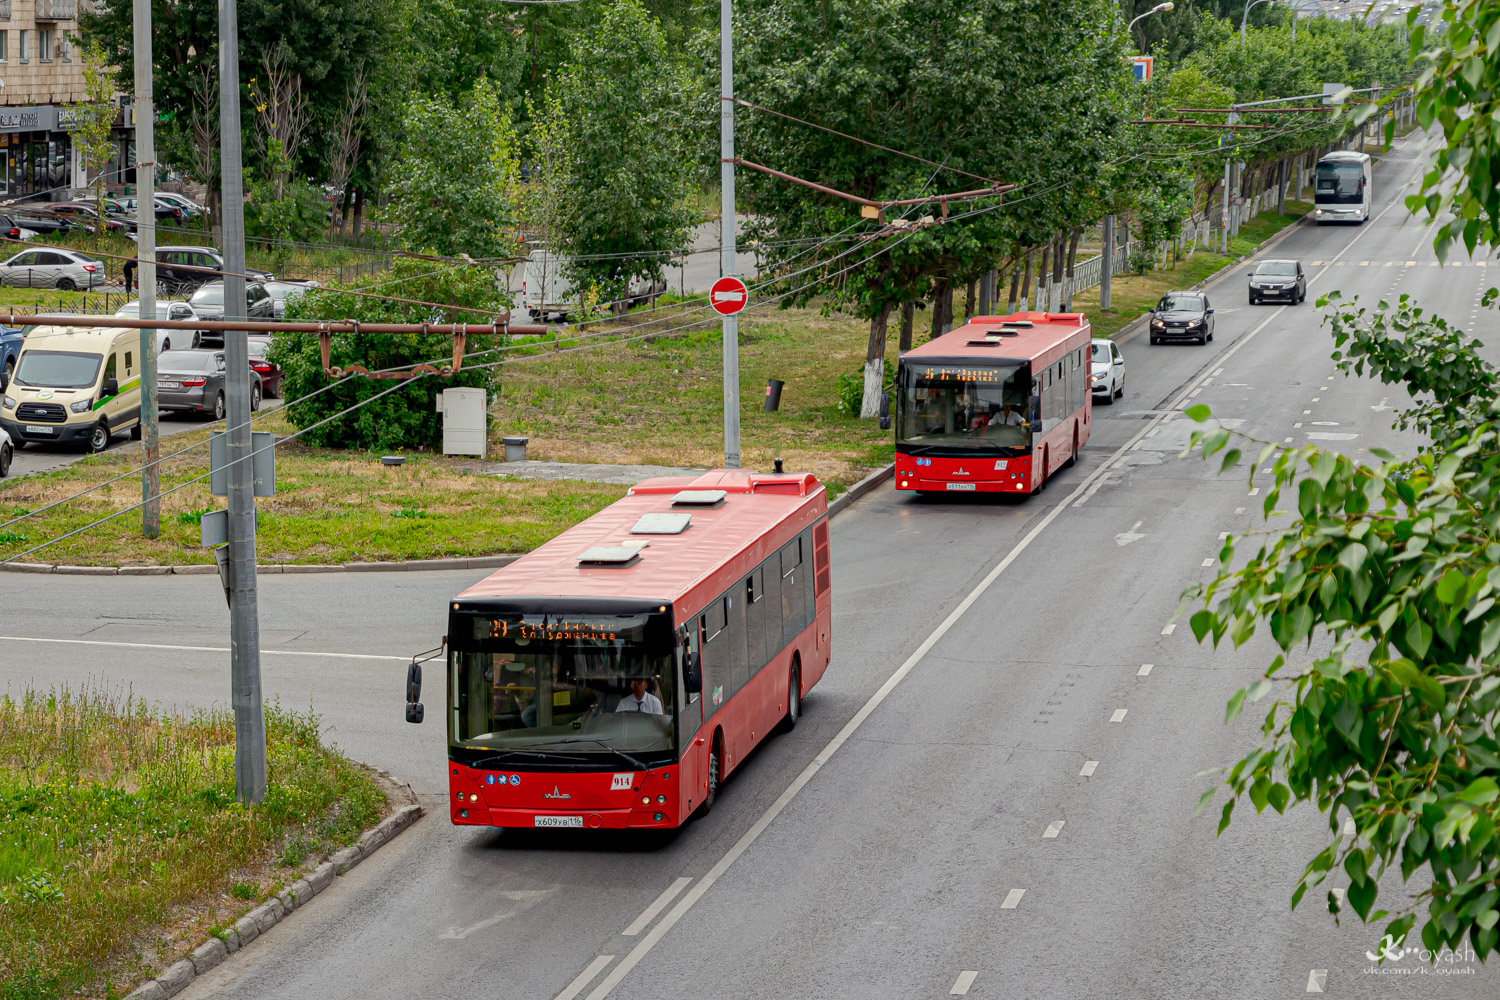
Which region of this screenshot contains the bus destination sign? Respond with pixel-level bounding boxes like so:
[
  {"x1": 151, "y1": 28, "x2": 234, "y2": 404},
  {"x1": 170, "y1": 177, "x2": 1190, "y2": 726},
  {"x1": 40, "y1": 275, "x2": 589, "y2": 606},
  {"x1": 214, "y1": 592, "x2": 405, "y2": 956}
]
[
  {"x1": 909, "y1": 364, "x2": 1015, "y2": 385},
  {"x1": 482, "y1": 618, "x2": 621, "y2": 642}
]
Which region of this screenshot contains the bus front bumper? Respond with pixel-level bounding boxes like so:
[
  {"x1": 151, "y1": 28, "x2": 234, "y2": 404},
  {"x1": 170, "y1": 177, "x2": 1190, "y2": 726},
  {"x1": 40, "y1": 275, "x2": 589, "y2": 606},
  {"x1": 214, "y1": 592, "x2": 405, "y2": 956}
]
[{"x1": 452, "y1": 806, "x2": 678, "y2": 829}]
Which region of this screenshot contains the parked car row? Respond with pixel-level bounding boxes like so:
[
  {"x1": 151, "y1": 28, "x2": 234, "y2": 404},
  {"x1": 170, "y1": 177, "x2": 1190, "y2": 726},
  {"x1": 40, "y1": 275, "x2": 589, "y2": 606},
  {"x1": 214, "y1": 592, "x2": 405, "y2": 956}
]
[{"x1": 0, "y1": 325, "x2": 284, "y2": 462}]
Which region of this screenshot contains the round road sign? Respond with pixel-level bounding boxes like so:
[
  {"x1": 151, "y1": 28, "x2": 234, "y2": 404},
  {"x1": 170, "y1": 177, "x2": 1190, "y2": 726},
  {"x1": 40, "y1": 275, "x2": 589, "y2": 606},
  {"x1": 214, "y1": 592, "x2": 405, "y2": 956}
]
[{"x1": 710, "y1": 275, "x2": 749, "y2": 316}]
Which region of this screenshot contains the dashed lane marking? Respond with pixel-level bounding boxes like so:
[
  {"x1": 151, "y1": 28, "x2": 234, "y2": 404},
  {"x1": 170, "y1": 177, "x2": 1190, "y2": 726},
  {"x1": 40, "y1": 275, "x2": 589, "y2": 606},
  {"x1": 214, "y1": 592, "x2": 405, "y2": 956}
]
[
  {"x1": 1306, "y1": 969, "x2": 1328, "y2": 993},
  {"x1": 555, "y1": 956, "x2": 617, "y2": 1000},
  {"x1": 1138, "y1": 663, "x2": 1154, "y2": 676},
  {"x1": 1080, "y1": 760, "x2": 1099, "y2": 777},
  {"x1": 1043, "y1": 820, "x2": 1065, "y2": 839},
  {"x1": 1110, "y1": 709, "x2": 1128, "y2": 723},
  {"x1": 1202, "y1": 558, "x2": 1215, "y2": 567},
  {"x1": 1161, "y1": 623, "x2": 1176, "y2": 635},
  {"x1": 621, "y1": 878, "x2": 693, "y2": 937},
  {"x1": 950, "y1": 972, "x2": 980, "y2": 996},
  {"x1": 1000, "y1": 889, "x2": 1027, "y2": 909}
]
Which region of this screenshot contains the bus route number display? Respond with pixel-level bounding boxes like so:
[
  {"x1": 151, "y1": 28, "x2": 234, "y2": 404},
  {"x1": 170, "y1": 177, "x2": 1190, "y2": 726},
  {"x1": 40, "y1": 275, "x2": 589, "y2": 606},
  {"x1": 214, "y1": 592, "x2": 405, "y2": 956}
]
[
  {"x1": 483, "y1": 619, "x2": 620, "y2": 642},
  {"x1": 911, "y1": 365, "x2": 1013, "y2": 385}
]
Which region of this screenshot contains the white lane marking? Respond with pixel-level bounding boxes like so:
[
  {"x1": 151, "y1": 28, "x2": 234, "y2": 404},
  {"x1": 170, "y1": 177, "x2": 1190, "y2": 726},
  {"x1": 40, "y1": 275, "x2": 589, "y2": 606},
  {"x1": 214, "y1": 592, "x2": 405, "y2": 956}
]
[
  {"x1": 1306, "y1": 969, "x2": 1328, "y2": 993},
  {"x1": 1115, "y1": 521, "x2": 1146, "y2": 546},
  {"x1": 1146, "y1": 427, "x2": 1160, "y2": 437},
  {"x1": 1293, "y1": 422, "x2": 1303, "y2": 428},
  {"x1": 1110, "y1": 709, "x2": 1128, "y2": 723},
  {"x1": 1311, "y1": 397, "x2": 1321, "y2": 402},
  {"x1": 583, "y1": 204, "x2": 1410, "y2": 998},
  {"x1": 1080, "y1": 760, "x2": 1099, "y2": 776},
  {"x1": 1249, "y1": 487, "x2": 1260, "y2": 496},
  {"x1": 1138, "y1": 663, "x2": 1154, "y2": 676},
  {"x1": 440, "y1": 890, "x2": 554, "y2": 939},
  {"x1": 1000, "y1": 889, "x2": 1026, "y2": 909},
  {"x1": 1072, "y1": 471, "x2": 1112, "y2": 508},
  {"x1": 1201, "y1": 558, "x2": 1215, "y2": 567},
  {"x1": 1161, "y1": 623, "x2": 1176, "y2": 635},
  {"x1": 1371, "y1": 398, "x2": 1389, "y2": 412},
  {"x1": 1187, "y1": 388, "x2": 1202, "y2": 399},
  {"x1": 1306, "y1": 432, "x2": 1359, "y2": 441},
  {"x1": 1043, "y1": 820, "x2": 1065, "y2": 839},
  {"x1": 1212, "y1": 367, "x2": 1224, "y2": 376},
  {"x1": 0, "y1": 634, "x2": 405, "y2": 661},
  {"x1": 620, "y1": 877, "x2": 692, "y2": 937},
  {"x1": 1311, "y1": 420, "x2": 1340, "y2": 426},
  {"x1": 1303, "y1": 409, "x2": 1312, "y2": 415},
  {"x1": 555, "y1": 956, "x2": 617, "y2": 1000},
  {"x1": 1284, "y1": 437, "x2": 1294, "y2": 443},
  {"x1": 1235, "y1": 507, "x2": 1245, "y2": 514},
  {"x1": 1405, "y1": 260, "x2": 1416, "y2": 266},
  {"x1": 950, "y1": 971, "x2": 979, "y2": 996},
  {"x1": 1217, "y1": 532, "x2": 1230, "y2": 539}
]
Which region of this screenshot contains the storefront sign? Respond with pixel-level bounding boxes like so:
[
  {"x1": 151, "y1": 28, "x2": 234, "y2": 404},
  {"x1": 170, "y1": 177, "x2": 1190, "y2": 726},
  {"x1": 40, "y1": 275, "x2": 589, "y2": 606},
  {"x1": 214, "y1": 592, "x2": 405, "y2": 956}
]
[{"x1": 0, "y1": 107, "x2": 56, "y2": 132}]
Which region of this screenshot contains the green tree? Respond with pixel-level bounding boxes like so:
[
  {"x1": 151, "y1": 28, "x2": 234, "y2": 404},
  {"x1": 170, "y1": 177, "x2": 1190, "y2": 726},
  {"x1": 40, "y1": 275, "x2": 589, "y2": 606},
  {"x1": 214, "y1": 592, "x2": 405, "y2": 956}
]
[
  {"x1": 387, "y1": 79, "x2": 523, "y2": 261},
  {"x1": 75, "y1": 42, "x2": 119, "y2": 250},
  {"x1": 534, "y1": 0, "x2": 701, "y2": 310},
  {"x1": 733, "y1": 0, "x2": 1133, "y2": 417},
  {"x1": 272, "y1": 259, "x2": 508, "y2": 451}
]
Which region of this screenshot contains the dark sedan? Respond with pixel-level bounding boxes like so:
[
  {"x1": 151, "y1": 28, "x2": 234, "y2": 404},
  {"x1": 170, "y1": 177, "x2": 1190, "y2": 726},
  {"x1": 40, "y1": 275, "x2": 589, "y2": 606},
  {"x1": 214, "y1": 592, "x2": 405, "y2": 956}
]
[
  {"x1": 1248, "y1": 259, "x2": 1306, "y2": 305},
  {"x1": 1148, "y1": 291, "x2": 1215, "y2": 345},
  {"x1": 247, "y1": 339, "x2": 284, "y2": 397},
  {"x1": 156, "y1": 350, "x2": 261, "y2": 419},
  {"x1": 188, "y1": 281, "x2": 276, "y2": 346}
]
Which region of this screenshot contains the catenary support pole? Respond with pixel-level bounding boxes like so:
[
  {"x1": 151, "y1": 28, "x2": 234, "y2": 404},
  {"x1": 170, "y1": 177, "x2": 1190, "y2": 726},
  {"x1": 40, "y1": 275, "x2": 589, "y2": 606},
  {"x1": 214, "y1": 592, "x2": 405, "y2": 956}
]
[
  {"x1": 1100, "y1": 215, "x2": 1114, "y2": 310},
  {"x1": 719, "y1": 0, "x2": 740, "y2": 468},
  {"x1": 132, "y1": 0, "x2": 160, "y2": 538},
  {"x1": 219, "y1": 0, "x2": 266, "y2": 804}
]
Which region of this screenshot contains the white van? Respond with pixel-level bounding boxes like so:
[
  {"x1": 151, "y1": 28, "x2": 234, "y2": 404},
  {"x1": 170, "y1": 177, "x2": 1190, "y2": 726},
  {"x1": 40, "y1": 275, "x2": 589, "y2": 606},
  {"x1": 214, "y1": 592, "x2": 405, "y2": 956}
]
[
  {"x1": 521, "y1": 249, "x2": 667, "y2": 321},
  {"x1": 0, "y1": 326, "x2": 143, "y2": 452}
]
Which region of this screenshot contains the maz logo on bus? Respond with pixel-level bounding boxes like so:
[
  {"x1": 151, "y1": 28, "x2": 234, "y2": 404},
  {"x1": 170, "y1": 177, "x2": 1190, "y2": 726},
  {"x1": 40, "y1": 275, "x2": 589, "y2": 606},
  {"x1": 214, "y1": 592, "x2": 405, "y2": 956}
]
[{"x1": 486, "y1": 620, "x2": 620, "y2": 642}]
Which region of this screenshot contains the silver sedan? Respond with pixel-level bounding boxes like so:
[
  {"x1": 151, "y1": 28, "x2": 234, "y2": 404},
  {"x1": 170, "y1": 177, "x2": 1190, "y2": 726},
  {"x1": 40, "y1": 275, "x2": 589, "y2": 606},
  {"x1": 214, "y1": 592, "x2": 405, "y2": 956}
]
[{"x1": 0, "y1": 248, "x2": 105, "y2": 290}]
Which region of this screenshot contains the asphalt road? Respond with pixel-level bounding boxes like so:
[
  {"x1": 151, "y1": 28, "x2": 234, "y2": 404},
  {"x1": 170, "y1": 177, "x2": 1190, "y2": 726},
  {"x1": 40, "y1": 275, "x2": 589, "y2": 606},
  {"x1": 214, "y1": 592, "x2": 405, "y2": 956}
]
[
  {"x1": 1, "y1": 130, "x2": 1493, "y2": 998},
  {"x1": 6, "y1": 397, "x2": 283, "y2": 479}
]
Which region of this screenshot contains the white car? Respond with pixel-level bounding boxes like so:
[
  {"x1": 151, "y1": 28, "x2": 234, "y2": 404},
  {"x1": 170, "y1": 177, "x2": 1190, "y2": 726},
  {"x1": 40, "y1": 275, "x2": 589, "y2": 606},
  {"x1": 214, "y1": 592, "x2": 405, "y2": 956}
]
[
  {"x1": 0, "y1": 248, "x2": 105, "y2": 290},
  {"x1": 114, "y1": 299, "x2": 204, "y2": 352},
  {"x1": 521, "y1": 248, "x2": 666, "y2": 321},
  {"x1": 1090, "y1": 338, "x2": 1124, "y2": 404},
  {"x1": 0, "y1": 424, "x2": 11, "y2": 476}
]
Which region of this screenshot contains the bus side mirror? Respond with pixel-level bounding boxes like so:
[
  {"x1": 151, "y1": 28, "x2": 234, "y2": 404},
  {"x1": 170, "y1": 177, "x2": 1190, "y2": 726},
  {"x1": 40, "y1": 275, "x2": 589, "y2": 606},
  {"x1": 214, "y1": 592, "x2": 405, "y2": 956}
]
[
  {"x1": 686, "y1": 652, "x2": 702, "y2": 694},
  {"x1": 404, "y1": 661, "x2": 424, "y2": 724},
  {"x1": 878, "y1": 393, "x2": 891, "y2": 431},
  {"x1": 1030, "y1": 394, "x2": 1042, "y2": 426}
]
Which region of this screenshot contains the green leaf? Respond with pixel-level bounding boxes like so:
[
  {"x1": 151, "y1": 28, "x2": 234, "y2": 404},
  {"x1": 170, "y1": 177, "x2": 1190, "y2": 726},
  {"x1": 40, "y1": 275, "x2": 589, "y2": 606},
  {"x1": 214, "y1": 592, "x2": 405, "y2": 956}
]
[
  {"x1": 1291, "y1": 880, "x2": 1308, "y2": 910},
  {"x1": 1191, "y1": 609, "x2": 1214, "y2": 643},
  {"x1": 1226, "y1": 687, "x2": 1246, "y2": 724},
  {"x1": 1268, "y1": 783, "x2": 1291, "y2": 814},
  {"x1": 1184, "y1": 404, "x2": 1211, "y2": 422},
  {"x1": 1220, "y1": 448, "x2": 1242, "y2": 474},
  {"x1": 1194, "y1": 785, "x2": 1217, "y2": 817},
  {"x1": 1338, "y1": 542, "x2": 1369, "y2": 575},
  {"x1": 1250, "y1": 776, "x2": 1271, "y2": 813},
  {"x1": 1458, "y1": 778, "x2": 1499, "y2": 807},
  {"x1": 1437, "y1": 568, "x2": 1467, "y2": 605},
  {"x1": 1348, "y1": 877, "x2": 1377, "y2": 920},
  {"x1": 1217, "y1": 798, "x2": 1235, "y2": 837}
]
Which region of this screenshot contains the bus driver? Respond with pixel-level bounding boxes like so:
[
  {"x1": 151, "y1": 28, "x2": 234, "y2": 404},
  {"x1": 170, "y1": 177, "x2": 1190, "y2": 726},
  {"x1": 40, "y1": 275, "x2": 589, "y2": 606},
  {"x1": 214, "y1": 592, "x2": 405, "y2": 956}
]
[{"x1": 616, "y1": 677, "x2": 664, "y2": 714}]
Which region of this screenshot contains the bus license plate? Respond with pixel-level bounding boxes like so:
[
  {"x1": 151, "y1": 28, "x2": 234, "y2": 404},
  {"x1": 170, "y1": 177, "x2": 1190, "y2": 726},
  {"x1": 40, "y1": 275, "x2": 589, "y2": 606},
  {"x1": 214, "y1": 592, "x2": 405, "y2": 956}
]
[
  {"x1": 534, "y1": 815, "x2": 583, "y2": 828},
  {"x1": 945, "y1": 482, "x2": 976, "y2": 491},
  {"x1": 24, "y1": 425, "x2": 53, "y2": 435}
]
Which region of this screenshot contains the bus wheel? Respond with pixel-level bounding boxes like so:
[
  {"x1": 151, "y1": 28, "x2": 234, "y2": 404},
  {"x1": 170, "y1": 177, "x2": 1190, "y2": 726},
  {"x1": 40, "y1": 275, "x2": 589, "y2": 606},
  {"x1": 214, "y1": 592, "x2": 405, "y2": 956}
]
[
  {"x1": 1031, "y1": 452, "x2": 1049, "y2": 495},
  {"x1": 780, "y1": 659, "x2": 802, "y2": 732},
  {"x1": 702, "y1": 734, "x2": 723, "y2": 814},
  {"x1": 1065, "y1": 426, "x2": 1079, "y2": 468}
]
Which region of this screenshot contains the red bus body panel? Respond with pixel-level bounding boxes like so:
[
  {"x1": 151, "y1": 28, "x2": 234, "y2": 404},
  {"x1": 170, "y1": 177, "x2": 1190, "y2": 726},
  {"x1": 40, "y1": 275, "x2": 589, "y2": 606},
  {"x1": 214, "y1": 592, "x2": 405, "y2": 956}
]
[
  {"x1": 448, "y1": 469, "x2": 832, "y2": 830},
  {"x1": 894, "y1": 311, "x2": 1092, "y2": 494}
]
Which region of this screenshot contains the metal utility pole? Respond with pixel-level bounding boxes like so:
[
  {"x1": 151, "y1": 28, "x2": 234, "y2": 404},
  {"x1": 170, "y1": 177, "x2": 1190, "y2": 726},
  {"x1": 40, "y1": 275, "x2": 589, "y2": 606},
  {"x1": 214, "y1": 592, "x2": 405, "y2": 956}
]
[
  {"x1": 1100, "y1": 215, "x2": 1114, "y2": 310},
  {"x1": 218, "y1": 0, "x2": 266, "y2": 804},
  {"x1": 719, "y1": 0, "x2": 740, "y2": 469},
  {"x1": 132, "y1": 0, "x2": 160, "y2": 537}
]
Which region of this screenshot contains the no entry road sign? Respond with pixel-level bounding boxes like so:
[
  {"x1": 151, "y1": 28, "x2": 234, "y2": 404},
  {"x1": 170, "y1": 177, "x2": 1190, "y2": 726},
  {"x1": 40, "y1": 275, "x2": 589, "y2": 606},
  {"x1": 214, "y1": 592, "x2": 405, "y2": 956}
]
[{"x1": 711, "y1": 275, "x2": 749, "y2": 316}]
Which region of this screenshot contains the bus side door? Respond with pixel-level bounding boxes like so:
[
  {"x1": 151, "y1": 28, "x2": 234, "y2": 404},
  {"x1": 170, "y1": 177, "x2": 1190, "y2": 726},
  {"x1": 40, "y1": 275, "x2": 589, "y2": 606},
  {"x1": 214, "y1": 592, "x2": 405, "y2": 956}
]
[{"x1": 677, "y1": 624, "x2": 707, "y2": 814}]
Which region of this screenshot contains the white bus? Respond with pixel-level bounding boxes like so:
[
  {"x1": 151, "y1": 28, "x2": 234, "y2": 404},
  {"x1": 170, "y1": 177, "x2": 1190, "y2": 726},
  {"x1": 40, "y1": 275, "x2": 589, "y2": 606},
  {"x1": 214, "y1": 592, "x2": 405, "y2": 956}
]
[{"x1": 1313, "y1": 151, "x2": 1372, "y2": 224}]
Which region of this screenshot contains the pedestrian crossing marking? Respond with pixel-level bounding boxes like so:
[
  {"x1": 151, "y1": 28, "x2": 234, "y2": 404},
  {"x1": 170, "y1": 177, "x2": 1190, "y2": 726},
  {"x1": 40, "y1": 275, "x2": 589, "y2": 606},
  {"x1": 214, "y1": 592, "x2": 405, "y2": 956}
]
[{"x1": 1405, "y1": 260, "x2": 1416, "y2": 266}]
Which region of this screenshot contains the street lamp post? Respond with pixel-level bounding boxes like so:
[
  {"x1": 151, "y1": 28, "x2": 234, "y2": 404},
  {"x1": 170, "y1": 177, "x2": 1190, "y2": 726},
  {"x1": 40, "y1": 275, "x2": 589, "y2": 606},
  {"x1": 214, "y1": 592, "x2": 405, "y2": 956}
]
[
  {"x1": 1128, "y1": 1, "x2": 1174, "y2": 47},
  {"x1": 1242, "y1": 0, "x2": 1278, "y2": 39}
]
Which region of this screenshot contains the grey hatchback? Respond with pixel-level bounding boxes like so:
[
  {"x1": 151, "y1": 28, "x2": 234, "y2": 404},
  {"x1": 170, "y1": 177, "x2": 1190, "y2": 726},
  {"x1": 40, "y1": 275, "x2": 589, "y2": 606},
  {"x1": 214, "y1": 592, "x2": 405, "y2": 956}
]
[
  {"x1": 1248, "y1": 259, "x2": 1306, "y2": 305},
  {"x1": 156, "y1": 350, "x2": 261, "y2": 419}
]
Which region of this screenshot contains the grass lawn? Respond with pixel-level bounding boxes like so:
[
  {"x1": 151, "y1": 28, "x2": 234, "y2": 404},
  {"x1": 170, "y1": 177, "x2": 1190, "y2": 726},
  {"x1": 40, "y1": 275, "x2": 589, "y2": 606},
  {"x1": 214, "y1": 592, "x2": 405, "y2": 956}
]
[
  {"x1": 1087, "y1": 201, "x2": 1311, "y2": 341},
  {"x1": 0, "y1": 410, "x2": 628, "y2": 567},
  {"x1": 491, "y1": 303, "x2": 894, "y2": 484},
  {"x1": 0, "y1": 685, "x2": 386, "y2": 999}
]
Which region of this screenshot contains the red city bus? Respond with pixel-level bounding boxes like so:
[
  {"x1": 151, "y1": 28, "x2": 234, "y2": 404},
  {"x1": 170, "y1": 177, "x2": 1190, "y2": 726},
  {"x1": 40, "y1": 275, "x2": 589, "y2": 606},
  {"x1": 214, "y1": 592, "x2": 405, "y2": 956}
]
[
  {"x1": 405, "y1": 469, "x2": 832, "y2": 831},
  {"x1": 893, "y1": 311, "x2": 1093, "y2": 495}
]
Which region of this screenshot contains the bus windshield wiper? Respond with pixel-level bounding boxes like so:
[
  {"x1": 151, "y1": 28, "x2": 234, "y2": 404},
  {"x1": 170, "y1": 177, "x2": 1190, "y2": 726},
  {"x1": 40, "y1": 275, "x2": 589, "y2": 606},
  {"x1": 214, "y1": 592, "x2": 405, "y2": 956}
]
[
  {"x1": 545, "y1": 738, "x2": 648, "y2": 771},
  {"x1": 466, "y1": 749, "x2": 582, "y2": 767}
]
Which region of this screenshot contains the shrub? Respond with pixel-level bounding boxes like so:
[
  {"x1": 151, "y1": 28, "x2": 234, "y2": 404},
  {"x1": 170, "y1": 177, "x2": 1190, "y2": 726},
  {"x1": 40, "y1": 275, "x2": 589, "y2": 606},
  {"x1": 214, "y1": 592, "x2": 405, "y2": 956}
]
[{"x1": 835, "y1": 360, "x2": 894, "y2": 417}]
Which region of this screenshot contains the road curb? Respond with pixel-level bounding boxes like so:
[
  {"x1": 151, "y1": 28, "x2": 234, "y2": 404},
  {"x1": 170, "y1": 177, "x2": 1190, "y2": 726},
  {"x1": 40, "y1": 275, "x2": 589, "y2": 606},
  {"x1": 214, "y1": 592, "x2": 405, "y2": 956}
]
[
  {"x1": 828, "y1": 463, "x2": 894, "y2": 519},
  {"x1": 1, "y1": 554, "x2": 521, "y2": 577},
  {"x1": 124, "y1": 771, "x2": 423, "y2": 1000}
]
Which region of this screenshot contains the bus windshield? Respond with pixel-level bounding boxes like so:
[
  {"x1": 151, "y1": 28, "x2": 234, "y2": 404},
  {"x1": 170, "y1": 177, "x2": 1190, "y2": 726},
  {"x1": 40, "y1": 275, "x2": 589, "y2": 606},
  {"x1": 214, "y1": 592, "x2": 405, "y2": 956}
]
[
  {"x1": 897, "y1": 362, "x2": 1030, "y2": 451},
  {"x1": 1315, "y1": 163, "x2": 1365, "y2": 205},
  {"x1": 450, "y1": 612, "x2": 677, "y2": 761}
]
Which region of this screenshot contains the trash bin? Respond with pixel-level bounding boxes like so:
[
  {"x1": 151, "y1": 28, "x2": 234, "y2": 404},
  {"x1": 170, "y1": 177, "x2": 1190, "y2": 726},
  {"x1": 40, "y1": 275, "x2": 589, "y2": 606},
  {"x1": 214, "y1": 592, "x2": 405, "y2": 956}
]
[
  {"x1": 764, "y1": 378, "x2": 785, "y2": 412},
  {"x1": 503, "y1": 436, "x2": 529, "y2": 462}
]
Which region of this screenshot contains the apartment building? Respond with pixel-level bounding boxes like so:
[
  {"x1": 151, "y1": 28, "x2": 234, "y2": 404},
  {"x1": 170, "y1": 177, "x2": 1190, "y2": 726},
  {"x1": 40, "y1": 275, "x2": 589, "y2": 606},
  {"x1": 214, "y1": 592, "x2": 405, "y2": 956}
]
[{"x1": 0, "y1": 0, "x2": 132, "y2": 201}]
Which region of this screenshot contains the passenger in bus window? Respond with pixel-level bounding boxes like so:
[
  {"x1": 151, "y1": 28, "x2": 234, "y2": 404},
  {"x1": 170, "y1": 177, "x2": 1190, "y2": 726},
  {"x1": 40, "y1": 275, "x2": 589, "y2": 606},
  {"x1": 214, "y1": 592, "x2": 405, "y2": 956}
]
[{"x1": 616, "y1": 677, "x2": 664, "y2": 714}]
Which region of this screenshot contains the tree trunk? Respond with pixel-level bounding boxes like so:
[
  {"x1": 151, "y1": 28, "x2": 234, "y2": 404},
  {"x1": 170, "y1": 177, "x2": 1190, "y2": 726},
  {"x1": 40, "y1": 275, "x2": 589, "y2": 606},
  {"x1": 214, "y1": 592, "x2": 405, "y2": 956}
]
[
  {"x1": 1007, "y1": 265, "x2": 1021, "y2": 312},
  {"x1": 929, "y1": 279, "x2": 948, "y2": 340},
  {"x1": 859, "y1": 303, "x2": 893, "y2": 419},
  {"x1": 939, "y1": 283, "x2": 954, "y2": 336},
  {"x1": 899, "y1": 301, "x2": 914, "y2": 353},
  {"x1": 1036, "y1": 244, "x2": 1051, "y2": 310},
  {"x1": 1063, "y1": 228, "x2": 1081, "y2": 309},
  {"x1": 1276, "y1": 159, "x2": 1287, "y2": 216},
  {"x1": 964, "y1": 278, "x2": 976, "y2": 320},
  {"x1": 352, "y1": 187, "x2": 365, "y2": 239},
  {"x1": 1020, "y1": 253, "x2": 1032, "y2": 306}
]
